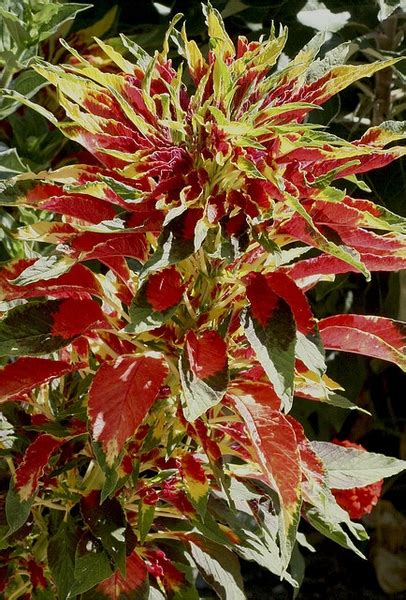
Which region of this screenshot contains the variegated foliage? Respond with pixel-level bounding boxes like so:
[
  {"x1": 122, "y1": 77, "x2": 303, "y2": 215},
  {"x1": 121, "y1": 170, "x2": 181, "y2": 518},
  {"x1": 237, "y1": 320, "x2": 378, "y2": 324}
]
[{"x1": 0, "y1": 4, "x2": 406, "y2": 599}]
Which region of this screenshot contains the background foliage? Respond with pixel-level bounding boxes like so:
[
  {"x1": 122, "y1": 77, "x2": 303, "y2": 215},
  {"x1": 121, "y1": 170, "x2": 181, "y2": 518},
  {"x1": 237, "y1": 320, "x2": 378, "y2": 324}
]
[{"x1": 0, "y1": 1, "x2": 405, "y2": 598}]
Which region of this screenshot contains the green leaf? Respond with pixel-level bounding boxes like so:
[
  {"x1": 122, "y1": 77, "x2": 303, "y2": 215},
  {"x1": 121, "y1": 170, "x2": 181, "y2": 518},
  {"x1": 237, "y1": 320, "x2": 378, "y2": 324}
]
[
  {"x1": 142, "y1": 208, "x2": 203, "y2": 276},
  {"x1": 148, "y1": 588, "x2": 166, "y2": 600},
  {"x1": 48, "y1": 517, "x2": 80, "y2": 600},
  {"x1": 318, "y1": 393, "x2": 371, "y2": 415},
  {"x1": 5, "y1": 483, "x2": 33, "y2": 536},
  {"x1": 305, "y1": 504, "x2": 366, "y2": 559},
  {"x1": 0, "y1": 144, "x2": 27, "y2": 179},
  {"x1": 80, "y1": 490, "x2": 127, "y2": 574},
  {"x1": 289, "y1": 543, "x2": 306, "y2": 599},
  {"x1": 311, "y1": 441, "x2": 406, "y2": 489},
  {"x1": 138, "y1": 500, "x2": 155, "y2": 544},
  {"x1": 120, "y1": 34, "x2": 153, "y2": 71},
  {"x1": 68, "y1": 532, "x2": 113, "y2": 597},
  {"x1": 0, "y1": 8, "x2": 29, "y2": 48},
  {"x1": 0, "y1": 70, "x2": 46, "y2": 119},
  {"x1": 92, "y1": 442, "x2": 122, "y2": 503},
  {"x1": 304, "y1": 483, "x2": 368, "y2": 558},
  {"x1": 188, "y1": 536, "x2": 246, "y2": 600},
  {"x1": 180, "y1": 361, "x2": 225, "y2": 422},
  {"x1": 35, "y1": 3, "x2": 92, "y2": 42},
  {"x1": 377, "y1": 0, "x2": 405, "y2": 20}
]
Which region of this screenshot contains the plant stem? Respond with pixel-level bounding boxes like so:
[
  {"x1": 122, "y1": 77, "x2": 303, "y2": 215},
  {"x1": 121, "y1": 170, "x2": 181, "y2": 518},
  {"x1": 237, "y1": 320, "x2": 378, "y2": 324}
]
[{"x1": 373, "y1": 14, "x2": 398, "y2": 125}]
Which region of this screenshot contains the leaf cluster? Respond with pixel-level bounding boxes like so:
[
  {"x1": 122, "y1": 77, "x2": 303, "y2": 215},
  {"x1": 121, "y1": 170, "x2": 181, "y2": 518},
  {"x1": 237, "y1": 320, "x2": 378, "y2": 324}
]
[{"x1": 0, "y1": 3, "x2": 406, "y2": 599}]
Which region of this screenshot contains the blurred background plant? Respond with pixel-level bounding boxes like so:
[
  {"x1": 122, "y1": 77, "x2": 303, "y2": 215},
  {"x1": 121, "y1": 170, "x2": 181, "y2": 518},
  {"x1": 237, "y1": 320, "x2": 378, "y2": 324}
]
[{"x1": 0, "y1": 1, "x2": 405, "y2": 597}]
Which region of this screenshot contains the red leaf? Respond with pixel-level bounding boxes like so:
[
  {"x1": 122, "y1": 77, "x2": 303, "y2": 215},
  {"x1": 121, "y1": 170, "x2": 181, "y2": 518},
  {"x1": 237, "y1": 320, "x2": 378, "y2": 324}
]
[
  {"x1": 25, "y1": 559, "x2": 48, "y2": 590},
  {"x1": 319, "y1": 315, "x2": 406, "y2": 370},
  {"x1": 229, "y1": 380, "x2": 281, "y2": 410},
  {"x1": 145, "y1": 549, "x2": 187, "y2": 593},
  {"x1": 180, "y1": 453, "x2": 209, "y2": 515},
  {"x1": 0, "y1": 358, "x2": 74, "y2": 403},
  {"x1": 99, "y1": 259, "x2": 134, "y2": 303},
  {"x1": 312, "y1": 151, "x2": 398, "y2": 179},
  {"x1": 328, "y1": 226, "x2": 405, "y2": 254},
  {"x1": 40, "y1": 194, "x2": 117, "y2": 224},
  {"x1": 88, "y1": 354, "x2": 169, "y2": 462},
  {"x1": 181, "y1": 453, "x2": 206, "y2": 485},
  {"x1": 266, "y1": 271, "x2": 316, "y2": 335},
  {"x1": 287, "y1": 253, "x2": 406, "y2": 287},
  {"x1": 228, "y1": 368, "x2": 281, "y2": 411},
  {"x1": 0, "y1": 260, "x2": 103, "y2": 301},
  {"x1": 146, "y1": 267, "x2": 185, "y2": 312},
  {"x1": 246, "y1": 273, "x2": 279, "y2": 328},
  {"x1": 71, "y1": 231, "x2": 148, "y2": 261},
  {"x1": 97, "y1": 551, "x2": 148, "y2": 599},
  {"x1": 185, "y1": 330, "x2": 228, "y2": 381},
  {"x1": 50, "y1": 298, "x2": 108, "y2": 339},
  {"x1": 15, "y1": 434, "x2": 63, "y2": 501},
  {"x1": 309, "y1": 199, "x2": 406, "y2": 241},
  {"x1": 233, "y1": 398, "x2": 301, "y2": 565},
  {"x1": 26, "y1": 182, "x2": 63, "y2": 202}
]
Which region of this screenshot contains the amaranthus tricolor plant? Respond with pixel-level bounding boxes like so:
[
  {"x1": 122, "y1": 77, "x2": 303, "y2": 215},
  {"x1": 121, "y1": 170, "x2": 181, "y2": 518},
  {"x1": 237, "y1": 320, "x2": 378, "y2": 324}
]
[{"x1": 0, "y1": 4, "x2": 406, "y2": 598}]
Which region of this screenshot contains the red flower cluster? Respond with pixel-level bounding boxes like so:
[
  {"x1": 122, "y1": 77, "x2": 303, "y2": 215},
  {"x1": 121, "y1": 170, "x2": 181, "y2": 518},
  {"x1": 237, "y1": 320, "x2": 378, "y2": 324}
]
[{"x1": 331, "y1": 440, "x2": 383, "y2": 519}]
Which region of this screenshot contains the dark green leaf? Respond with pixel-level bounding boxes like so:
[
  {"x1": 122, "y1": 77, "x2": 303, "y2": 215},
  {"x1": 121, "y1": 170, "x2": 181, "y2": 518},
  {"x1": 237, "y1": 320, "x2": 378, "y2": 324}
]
[
  {"x1": 5, "y1": 483, "x2": 33, "y2": 536},
  {"x1": 68, "y1": 532, "x2": 113, "y2": 597},
  {"x1": 80, "y1": 490, "x2": 127, "y2": 574},
  {"x1": 48, "y1": 517, "x2": 80, "y2": 600}
]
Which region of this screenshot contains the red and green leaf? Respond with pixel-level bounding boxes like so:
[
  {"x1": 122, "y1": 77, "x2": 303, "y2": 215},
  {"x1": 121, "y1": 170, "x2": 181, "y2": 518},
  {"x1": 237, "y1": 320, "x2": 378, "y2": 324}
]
[
  {"x1": 287, "y1": 253, "x2": 406, "y2": 289},
  {"x1": 127, "y1": 266, "x2": 185, "y2": 333},
  {"x1": 0, "y1": 298, "x2": 107, "y2": 356},
  {"x1": 266, "y1": 271, "x2": 325, "y2": 374},
  {"x1": 180, "y1": 330, "x2": 228, "y2": 422},
  {"x1": 243, "y1": 273, "x2": 296, "y2": 412},
  {"x1": 0, "y1": 259, "x2": 103, "y2": 300}
]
